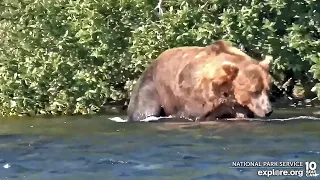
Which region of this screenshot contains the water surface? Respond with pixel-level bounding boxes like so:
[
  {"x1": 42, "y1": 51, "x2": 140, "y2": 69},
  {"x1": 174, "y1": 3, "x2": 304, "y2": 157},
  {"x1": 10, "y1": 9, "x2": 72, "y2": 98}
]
[{"x1": 0, "y1": 107, "x2": 319, "y2": 180}]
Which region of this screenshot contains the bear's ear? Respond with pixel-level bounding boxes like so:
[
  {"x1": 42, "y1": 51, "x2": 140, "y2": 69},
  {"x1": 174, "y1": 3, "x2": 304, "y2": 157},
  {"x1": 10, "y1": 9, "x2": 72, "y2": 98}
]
[
  {"x1": 259, "y1": 55, "x2": 272, "y2": 70},
  {"x1": 221, "y1": 61, "x2": 239, "y2": 81}
]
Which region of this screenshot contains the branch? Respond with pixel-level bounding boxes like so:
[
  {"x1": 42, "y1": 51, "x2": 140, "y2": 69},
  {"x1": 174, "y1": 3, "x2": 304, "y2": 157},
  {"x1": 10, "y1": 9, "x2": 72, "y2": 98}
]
[{"x1": 154, "y1": 0, "x2": 163, "y2": 16}]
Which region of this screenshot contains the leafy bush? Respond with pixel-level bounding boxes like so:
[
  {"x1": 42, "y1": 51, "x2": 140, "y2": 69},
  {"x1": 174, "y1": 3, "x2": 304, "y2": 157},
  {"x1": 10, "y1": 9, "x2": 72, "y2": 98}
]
[{"x1": 0, "y1": 0, "x2": 319, "y2": 116}]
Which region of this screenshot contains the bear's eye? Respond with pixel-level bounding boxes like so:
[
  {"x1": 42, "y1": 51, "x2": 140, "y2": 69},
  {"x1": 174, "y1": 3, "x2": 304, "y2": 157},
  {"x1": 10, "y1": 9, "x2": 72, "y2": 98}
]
[
  {"x1": 252, "y1": 90, "x2": 261, "y2": 96},
  {"x1": 250, "y1": 84, "x2": 262, "y2": 95}
]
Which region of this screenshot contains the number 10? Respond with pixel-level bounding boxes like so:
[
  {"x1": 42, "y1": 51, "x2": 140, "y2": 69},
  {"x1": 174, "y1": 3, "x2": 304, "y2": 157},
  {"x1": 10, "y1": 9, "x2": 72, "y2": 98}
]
[{"x1": 306, "y1": 161, "x2": 317, "y2": 171}]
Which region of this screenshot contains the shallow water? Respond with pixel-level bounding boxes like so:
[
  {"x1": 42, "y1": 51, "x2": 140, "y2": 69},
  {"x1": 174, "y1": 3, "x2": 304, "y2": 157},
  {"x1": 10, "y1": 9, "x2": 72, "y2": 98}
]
[{"x1": 0, "y1": 107, "x2": 320, "y2": 180}]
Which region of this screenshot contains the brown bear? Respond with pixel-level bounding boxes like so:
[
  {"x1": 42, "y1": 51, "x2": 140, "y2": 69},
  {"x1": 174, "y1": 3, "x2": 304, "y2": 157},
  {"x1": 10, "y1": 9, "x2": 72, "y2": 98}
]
[{"x1": 127, "y1": 40, "x2": 273, "y2": 122}]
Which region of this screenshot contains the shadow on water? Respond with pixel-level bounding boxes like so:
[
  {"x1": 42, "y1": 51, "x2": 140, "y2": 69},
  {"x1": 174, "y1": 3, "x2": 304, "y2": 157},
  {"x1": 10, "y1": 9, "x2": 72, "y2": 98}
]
[{"x1": 0, "y1": 107, "x2": 319, "y2": 180}]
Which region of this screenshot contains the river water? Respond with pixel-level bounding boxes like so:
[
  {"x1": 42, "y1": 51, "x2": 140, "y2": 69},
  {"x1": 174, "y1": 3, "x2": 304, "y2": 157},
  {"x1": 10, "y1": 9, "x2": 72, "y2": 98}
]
[{"x1": 0, "y1": 107, "x2": 319, "y2": 180}]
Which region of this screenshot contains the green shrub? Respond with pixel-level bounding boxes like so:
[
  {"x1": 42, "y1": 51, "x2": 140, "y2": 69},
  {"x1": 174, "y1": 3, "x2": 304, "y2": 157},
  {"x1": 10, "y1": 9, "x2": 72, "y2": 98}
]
[{"x1": 0, "y1": 0, "x2": 319, "y2": 117}]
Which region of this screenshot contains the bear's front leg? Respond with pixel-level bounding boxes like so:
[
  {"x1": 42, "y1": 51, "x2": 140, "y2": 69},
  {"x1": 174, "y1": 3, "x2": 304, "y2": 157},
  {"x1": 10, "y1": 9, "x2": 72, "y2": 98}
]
[
  {"x1": 127, "y1": 71, "x2": 164, "y2": 121},
  {"x1": 179, "y1": 100, "x2": 213, "y2": 121}
]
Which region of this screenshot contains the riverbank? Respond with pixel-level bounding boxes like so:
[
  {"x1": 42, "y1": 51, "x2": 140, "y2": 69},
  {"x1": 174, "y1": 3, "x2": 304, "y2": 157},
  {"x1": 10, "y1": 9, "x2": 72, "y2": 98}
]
[{"x1": 1, "y1": 0, "x2": 320, "y2": 117}]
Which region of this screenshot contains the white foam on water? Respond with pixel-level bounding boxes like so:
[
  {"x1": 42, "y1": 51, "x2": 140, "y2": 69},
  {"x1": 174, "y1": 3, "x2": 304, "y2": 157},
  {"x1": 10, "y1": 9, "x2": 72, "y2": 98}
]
[
  {"x1": 108, "y1": 115, "x2": 176, "y2": 122},
  {"x1": 139, "y1": 116, "x2": 163, "y2": 122},
  {"x1": 3, "y1": 163, "x2": 10, "y2": 169},
  {"x1": 108, "y1": 116, "x2": 166, "y2": 122},
  {"x1": 109, "y1": 115, "x2": 320, "y2": 123},
  {"x1": 108, "y1": 116, "x2": 128, "y2": 122},
  {"x1": 134, "y1": 163, "x2": 163, "y2": 170}
]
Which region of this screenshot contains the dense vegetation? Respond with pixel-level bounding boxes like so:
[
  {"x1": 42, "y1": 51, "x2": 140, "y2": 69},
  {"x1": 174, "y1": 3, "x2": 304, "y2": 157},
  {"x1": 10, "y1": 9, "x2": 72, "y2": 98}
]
[{"x1": 0, "y1": 0, "x2": 319, "y2": 116}]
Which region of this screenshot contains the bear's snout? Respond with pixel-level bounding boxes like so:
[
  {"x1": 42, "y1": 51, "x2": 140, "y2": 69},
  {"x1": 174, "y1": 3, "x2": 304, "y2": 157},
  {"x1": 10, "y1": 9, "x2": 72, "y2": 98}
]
[
  {"x1": 247, "y1": 92, "x2": 273, "y2": 118},
  {"x1": 264, "y1": 102, "x2": 273, "y2": 117},
  {"x1": 265, "y1": 109, "x2": 273, "y2": 117}
]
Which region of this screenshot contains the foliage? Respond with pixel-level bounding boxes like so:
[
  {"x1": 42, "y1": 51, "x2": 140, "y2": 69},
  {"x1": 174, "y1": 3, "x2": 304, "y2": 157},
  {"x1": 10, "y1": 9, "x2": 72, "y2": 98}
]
[{"x1": 0, "y1": 0, "x2": 319, "y2": 116}]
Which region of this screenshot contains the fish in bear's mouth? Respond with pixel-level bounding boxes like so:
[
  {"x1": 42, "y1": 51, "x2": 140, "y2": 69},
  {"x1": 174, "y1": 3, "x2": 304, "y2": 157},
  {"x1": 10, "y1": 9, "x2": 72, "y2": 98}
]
[
  {"x1": 218, "y1": 110, "x2": 255, "y2": 119},
  {"x1": 204, "y1": 104, "x2": 255, "y2": 120}
]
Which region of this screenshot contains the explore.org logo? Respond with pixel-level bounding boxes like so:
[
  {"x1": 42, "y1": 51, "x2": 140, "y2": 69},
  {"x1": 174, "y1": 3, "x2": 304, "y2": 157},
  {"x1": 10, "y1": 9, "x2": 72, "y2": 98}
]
[
  {"x1": 230, "y1": 161, "x2": 319, "y2": 178},
  {"x1": 305, "y1": 161, "x2": 319, "y2": 177}
]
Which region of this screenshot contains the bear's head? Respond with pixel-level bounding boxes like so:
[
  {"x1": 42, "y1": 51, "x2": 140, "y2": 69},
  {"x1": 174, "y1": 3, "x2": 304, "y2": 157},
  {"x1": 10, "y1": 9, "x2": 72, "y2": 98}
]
[
  {"x1": 194, "y1": 40, "x2": 273, "y2": 118},
  {"x1": 216, "y1": 56, "x2": 273, "y2": 117}
]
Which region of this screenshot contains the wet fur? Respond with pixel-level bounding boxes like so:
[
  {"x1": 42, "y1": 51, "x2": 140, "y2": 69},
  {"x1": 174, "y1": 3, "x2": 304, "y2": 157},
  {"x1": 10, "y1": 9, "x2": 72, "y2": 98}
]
[
  {"x1": 127, "y1": 40, "x2": 272, "y2": 122},
  {"x1": 127, "y1": 63, "x2": 166, "y2": 121}
]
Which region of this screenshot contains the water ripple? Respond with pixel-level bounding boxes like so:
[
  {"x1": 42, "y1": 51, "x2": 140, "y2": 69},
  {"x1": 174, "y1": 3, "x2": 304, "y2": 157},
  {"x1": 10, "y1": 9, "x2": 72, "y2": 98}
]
[
  {"x1": 109, "y1": 115, "x2": 320, "y2": 123},
  {"x1": 0, "y1": 113, "x2": 319, "y2": 179}
]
